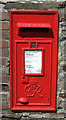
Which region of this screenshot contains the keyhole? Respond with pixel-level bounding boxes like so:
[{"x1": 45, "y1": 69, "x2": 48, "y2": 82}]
[{"x1": 23, "y1": 76, "x2": 24, "y2": 80}]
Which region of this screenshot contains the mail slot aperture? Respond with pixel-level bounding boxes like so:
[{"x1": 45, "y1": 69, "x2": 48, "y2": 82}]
[{"x1": 17, "y1": 23, "x2": 53, "y2": 38}]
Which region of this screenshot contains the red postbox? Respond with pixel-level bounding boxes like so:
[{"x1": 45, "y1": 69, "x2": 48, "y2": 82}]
[{"x1": 10, "y1": 11, "x2": 58, "y2": 111}]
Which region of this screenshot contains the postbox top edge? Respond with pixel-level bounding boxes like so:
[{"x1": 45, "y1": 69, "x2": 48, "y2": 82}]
[{"x1": 10, "y1": 10, "x2": 58, "y2": 15}]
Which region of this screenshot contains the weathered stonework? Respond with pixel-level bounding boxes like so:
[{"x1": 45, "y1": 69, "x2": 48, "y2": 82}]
[
  {"x1": 3, "y1": 1, "x2": 66, "y2": 10},
  {"x1": 0, "y1": 0, "x2": 66, "y2": 120}
]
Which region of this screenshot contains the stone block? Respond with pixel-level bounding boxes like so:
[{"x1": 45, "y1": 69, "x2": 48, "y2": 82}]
[
  {"x1": 0, "y1": 84, "x2": 9, "y2": 92},
  {"x1": 0, "y1": 22, "x2": 9, "y2": 30},
  {"x1": 1, "y1": 49, "x2": 9, "y2": 57},
  {"x1": 0, "y1": 12, "x2": 9, "y2": 21},
  {"x1": 0, "y1": 31, "x2": 9, "y2": 39}
]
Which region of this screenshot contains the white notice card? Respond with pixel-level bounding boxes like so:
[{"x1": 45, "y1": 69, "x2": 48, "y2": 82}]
[{"x1": 25, "y1": 50, "x2": 42, "y2": 74}]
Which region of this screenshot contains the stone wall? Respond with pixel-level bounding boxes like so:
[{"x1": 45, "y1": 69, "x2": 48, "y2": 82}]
[{"x1": 0, "y1": 0, "x2": 66, "y2": 120}]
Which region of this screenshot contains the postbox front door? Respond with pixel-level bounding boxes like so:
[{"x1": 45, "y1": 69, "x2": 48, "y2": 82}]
[{"x1": 10, "y1": 11, "x2": 58, "y2": 111}]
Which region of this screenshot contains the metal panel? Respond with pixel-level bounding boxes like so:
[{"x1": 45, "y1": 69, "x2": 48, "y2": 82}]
[{"x1": 10, "y1": 10, "x2": 58, "y2": 111}]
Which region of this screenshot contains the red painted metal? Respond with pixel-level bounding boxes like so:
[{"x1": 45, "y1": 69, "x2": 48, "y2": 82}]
[
  {"x1": 10, "y1": 10, "x2": 58, "y2": 111},
  {"x1": 17, "y1": 23, "x2": 51, "y2": 28},
  {"x1": 17, "y1": 23, "x2": 51, "y2": 35},
  {"x1": 18, "y1": 97, "x2": 29, "y2": 104}
]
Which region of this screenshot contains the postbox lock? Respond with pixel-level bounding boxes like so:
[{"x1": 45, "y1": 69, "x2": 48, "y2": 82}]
[
  {"x1": 22, "y1": 75, "x2": 29, "y2": 84},
  {"x1": 18, "y1": 97, "x2": 29, "y2": 104}
]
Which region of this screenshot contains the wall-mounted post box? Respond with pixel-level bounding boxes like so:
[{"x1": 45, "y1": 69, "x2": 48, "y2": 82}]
[{"x1": 10, "y1": 11, "x2": 58, "y2": 111}]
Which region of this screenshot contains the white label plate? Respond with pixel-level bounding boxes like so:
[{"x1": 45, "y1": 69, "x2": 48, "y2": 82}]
[{"x1": 25, "y1": 50, "x2": 42, "y2": 74}]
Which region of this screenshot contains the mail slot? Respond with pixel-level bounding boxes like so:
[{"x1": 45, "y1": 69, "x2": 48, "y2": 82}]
[{"x1": 10, "y1": 11, "x2": 58, "y2": 111}]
